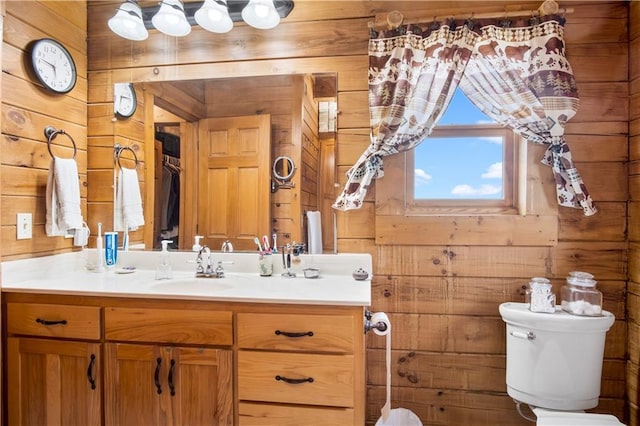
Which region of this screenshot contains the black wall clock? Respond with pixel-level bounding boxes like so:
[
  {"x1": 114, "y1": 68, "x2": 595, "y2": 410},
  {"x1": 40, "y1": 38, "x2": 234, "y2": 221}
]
[
  {"x1": 30, "y1": 38, "x2": 77, "y2": 94},
  {"x1": 114, "y1": 83, "x2": 137, "y2": 118}
]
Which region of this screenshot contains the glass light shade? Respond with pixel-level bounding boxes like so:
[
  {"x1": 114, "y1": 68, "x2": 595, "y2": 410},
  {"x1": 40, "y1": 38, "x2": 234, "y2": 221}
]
[
  {"x1": 152, "y1": 0, "x2": 191, "y2": 37},
  {"x1": 108, "y1": 1, "x2": 148, "y2": 41},
  {"x1": 194, "y1": 0, "x2": 233, "y2": 33},
  {"x1": 241, "y1": 0, "x2": 280, "y2": 29}
]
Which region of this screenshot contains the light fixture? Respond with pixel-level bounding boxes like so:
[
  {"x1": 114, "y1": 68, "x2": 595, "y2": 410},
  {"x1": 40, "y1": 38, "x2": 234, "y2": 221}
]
[
  {"x1": 195, "y1": 0, "x2": 233, "y2": 33},
  {"x1": 241, "y1": 0, "x2": 280, "y2": 29},
  {"x1": 152, "y1": 0, "x2": 192, "y2": 36},
  {"x1": 107, "y1": 0, "x2": 148, "y2": 41},
  {"x1": 108, "y1": 1, "x2": 295, "y2": 40}
]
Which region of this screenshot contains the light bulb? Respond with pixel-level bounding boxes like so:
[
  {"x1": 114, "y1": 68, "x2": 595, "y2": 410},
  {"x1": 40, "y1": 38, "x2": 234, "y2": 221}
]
[{"x1": 195, "y1": 0, "x2": 233, "y2": 33}]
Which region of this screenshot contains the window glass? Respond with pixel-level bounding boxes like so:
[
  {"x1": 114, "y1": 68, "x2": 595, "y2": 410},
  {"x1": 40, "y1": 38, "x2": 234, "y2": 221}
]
[{"x1": 411, "y1": 88, "x2": 515, "y2": 208}]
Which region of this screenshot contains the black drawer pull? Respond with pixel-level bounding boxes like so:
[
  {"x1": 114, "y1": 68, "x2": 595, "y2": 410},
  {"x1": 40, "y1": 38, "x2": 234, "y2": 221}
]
[
  {"x1": 168, "y1": 359, "x2": 176, "y2": 396},
  {"x1": 275, "y1": 375, "x2": 314, "y2": 384},
  {"x1": 274, "y1": 330, "x2": 314, "y2": 338},
  {"x1": 154, "y1": 358, "x2": 162, "y2": 394},
  {"x1": 36, "y1": 318, "x2": 67, "y2": 326},
  {"x1": 87, "y1": 354, "x2": 96, "y2": 390}
]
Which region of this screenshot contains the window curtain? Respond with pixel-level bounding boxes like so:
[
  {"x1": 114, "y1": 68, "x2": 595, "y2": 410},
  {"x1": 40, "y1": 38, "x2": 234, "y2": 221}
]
[
  {"x1": 331, "y1": 23, "x2": 477, "y2": 211},
  {"x1": 458, "y1": 20, "x2": 596, "y2": 215},
  {"x1": 334, "y1": 16, "x2": 596, "y2": 216}
]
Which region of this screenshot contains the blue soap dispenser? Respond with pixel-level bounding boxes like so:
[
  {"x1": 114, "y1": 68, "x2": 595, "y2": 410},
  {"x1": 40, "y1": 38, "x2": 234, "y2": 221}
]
[{"x1": 155, "y1": 240, "x2": 173, "y2": 280}]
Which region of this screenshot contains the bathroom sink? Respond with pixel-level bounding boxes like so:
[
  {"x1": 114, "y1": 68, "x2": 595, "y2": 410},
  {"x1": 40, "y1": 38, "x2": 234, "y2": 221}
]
[{"x1": 151, "y1": 279, "x2": 232, "y2": 294}]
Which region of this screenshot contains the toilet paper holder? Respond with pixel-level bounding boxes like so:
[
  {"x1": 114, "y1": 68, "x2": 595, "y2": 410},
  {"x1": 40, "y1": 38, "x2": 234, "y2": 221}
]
[{"x1": 364, "y1": 310, "x2": 388, "y2": 334}]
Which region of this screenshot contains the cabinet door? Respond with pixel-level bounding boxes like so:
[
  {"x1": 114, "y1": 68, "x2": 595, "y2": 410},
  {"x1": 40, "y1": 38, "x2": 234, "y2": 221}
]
[
  {"x1": 104, "y1": 343, "x2": 163, "y2": 426},
  {"x1": 7, "y1": 337, "x2": 101, "y2": 426},
  {"x1": 169, "y1": 347, "x2": 233, "y2": 425},
  {"x1": 105, "y1": 343, "x2": 233, "y2": 426}
]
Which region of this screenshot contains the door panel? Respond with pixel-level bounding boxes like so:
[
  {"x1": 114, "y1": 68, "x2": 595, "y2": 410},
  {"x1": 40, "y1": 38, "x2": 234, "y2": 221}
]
[
  {"x1": 104, "y1": 343, "x2": 162, "y2": 426},
  {"x1": 198, "y1": 115, "x2": 271, "y2": 251},
  {"x1": 8, "y1": 338, "x2": 101, "y2": 426}
]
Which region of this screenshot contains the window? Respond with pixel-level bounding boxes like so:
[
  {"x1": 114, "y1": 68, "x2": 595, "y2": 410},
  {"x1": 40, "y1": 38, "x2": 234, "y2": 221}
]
[
  {"x1": 406, "y1": 89, "x2": 520, "y2": 215},
  {"x1": 375, "y1": 92, "x2": 558, "y2": 247}
]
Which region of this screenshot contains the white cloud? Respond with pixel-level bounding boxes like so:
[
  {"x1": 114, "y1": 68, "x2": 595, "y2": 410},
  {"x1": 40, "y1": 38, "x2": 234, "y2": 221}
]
[
  {"x1": 451, "y1": 184, "x2": 502, "y2": 196},
  {"x1": 479, "y1": 136, "x2": 503, "y2": 144},
  {"x1": 481, "y1": 162, "x2": 502, "y2": 179},
  {"x1": 414, "y1": 168, "x2": 432, "y2": 185}
]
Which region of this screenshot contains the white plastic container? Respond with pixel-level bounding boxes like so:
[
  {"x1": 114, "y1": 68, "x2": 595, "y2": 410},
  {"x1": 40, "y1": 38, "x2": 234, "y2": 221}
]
[
  {"x1": 499, "y1": 302, "x2": 615, "y2": 410},
  {"x1": 560, "y1": 271, "x2": 603, "y2": 316}
]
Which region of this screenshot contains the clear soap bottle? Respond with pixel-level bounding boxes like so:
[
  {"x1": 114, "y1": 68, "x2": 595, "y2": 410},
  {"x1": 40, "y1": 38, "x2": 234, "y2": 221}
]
[
  {"x1": 560, "y1": 271, "x2": 603, "y2": 316},
  {"x1": 155, "y1": 240, "x2": 173, "y2": 280}
]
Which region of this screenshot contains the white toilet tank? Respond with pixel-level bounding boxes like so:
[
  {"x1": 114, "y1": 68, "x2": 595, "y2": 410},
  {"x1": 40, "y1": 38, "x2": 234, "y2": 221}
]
[{"x1": 499, "y1": 302, "x2": 615, "y2": 411}]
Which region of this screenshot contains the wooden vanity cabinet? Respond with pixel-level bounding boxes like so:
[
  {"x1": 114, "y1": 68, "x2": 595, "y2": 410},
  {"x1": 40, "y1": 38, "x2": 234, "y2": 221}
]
[
  {"x1": 5, "y1": 303, "x2": 102, "y2": 426},
  {"x1": 103, "y1": 307, "x2": 234, "y2": 426},
  {"x1": 3, "y1": 295, "x2": 365, "y2": 425}
]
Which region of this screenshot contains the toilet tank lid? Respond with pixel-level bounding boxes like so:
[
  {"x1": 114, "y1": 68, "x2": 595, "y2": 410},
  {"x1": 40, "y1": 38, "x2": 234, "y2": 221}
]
[
  {"x1": 532, "y1": 407, "x2": 625, "y2": 425},
  {"x1": 499, "y1": 302, "x2": 615, "y2": 333}
]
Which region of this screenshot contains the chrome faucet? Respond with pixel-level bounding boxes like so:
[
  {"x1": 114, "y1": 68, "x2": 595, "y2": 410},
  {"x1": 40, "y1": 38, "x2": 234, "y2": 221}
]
[
  {"x1": 195, "y1": 245, "x2": 227, "y2": 278},
  {"x1": 221, "y1": 240, "x2": 233, "y2": 253}
]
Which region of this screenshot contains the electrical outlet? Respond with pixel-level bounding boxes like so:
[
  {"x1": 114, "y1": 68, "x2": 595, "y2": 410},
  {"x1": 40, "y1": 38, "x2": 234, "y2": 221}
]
[{"x1": 17, "y1": 213, "x2": 32, "y2": 240}]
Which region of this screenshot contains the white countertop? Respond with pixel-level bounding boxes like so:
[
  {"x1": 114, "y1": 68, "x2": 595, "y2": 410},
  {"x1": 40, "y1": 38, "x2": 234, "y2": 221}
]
[{"x1": 1, "y1": 250, "x2": 372, "y2": 306}]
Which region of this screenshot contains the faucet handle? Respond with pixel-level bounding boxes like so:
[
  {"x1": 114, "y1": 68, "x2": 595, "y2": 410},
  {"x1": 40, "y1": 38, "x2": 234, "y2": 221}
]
[{"x1": 215, "y1": 261, "x2": 225, "y2": 278}]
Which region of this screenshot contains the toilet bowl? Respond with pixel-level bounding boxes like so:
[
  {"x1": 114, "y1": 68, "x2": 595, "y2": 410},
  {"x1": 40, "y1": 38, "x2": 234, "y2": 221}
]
[{"x1": 499, "y1": 302, "x2": 625, "y2": 425}]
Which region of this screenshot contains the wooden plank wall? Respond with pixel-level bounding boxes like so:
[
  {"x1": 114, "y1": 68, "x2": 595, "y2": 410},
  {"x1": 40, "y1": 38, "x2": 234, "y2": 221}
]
[
  {"x1": 629, "y1": 2, "x2": 640, "y2": 424},
  {"x1": 1, "y1": 1, "x2": 87, "y2": 260},
  {"x1": 27, "y1": 0, "x2": 630, "y2": 424}
]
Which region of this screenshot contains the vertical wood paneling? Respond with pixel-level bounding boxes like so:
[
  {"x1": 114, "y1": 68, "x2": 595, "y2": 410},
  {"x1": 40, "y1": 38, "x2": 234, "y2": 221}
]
[{"x1": 629, "y1": 2, "x2": 640, "y2": 425}]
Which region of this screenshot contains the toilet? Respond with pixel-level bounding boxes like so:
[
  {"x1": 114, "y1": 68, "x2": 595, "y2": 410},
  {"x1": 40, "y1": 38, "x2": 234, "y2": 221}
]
[{"x1": 499, "y1": 302, "x2": 625, "y2": 425}]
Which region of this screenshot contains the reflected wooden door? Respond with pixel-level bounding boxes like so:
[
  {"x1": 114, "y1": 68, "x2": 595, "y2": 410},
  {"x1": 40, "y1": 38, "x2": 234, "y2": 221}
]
[{"x1": 198, "y1": 115, "x2": 271, "y2": 251}]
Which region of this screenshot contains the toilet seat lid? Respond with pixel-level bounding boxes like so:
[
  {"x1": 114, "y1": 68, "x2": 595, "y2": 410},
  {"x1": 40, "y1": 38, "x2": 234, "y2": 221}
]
[{"x1": 533, "y1": 407, "x2": 625, "y2": 425}]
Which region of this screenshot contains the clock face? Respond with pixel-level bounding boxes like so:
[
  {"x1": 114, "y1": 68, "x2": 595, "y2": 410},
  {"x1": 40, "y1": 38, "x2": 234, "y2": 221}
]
[
  {"x1": 30, "y1": 38, "x2": 77, "y2": 94},
  {"x1": 114, "y1": 83, "x2": 137, "y2": 118}
]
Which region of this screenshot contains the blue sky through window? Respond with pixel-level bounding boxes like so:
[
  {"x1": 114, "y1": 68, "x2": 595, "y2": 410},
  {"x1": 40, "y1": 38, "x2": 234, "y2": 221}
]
[{"x1": 414, "y1": 89, "x2": 504, "y2": 200}]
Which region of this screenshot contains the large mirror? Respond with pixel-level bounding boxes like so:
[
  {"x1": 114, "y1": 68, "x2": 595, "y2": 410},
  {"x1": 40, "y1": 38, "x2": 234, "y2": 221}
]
[{"x1": 127, "y1": 73, "x2": 338, "y2": 253}]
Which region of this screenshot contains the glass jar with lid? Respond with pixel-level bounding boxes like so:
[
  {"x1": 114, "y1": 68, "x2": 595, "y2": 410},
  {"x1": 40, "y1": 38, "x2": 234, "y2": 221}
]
[
  {"x1": 560, "y1": 271, "x2": 603, "y2": 316},
  {"x1": 525, "y1": 277, "x2": 555, "y2": 313}
]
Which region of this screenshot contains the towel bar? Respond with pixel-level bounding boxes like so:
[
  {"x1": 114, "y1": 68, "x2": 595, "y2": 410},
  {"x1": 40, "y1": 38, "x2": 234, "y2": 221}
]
[{"x1": 44, "y1": 126, "x2": 77, "y2": 160}]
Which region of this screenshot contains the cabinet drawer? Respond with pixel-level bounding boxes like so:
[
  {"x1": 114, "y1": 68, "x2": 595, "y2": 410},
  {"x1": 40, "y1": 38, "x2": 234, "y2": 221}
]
[
  {"x1": 238, "y1": 351, "x2": 354, "y2": 407},
  {"x1": 239, "y1": 402, "x2": 354, "y2": 425},
  {"x1": 105, "y1": 307, "x2": 232, "y2": 346},
  {"x1": 237, "y1": 313, "x2": 355, "y2": 353},
  {"x1": 7, "y1": 303, "x2": 101, "y2": 340}
]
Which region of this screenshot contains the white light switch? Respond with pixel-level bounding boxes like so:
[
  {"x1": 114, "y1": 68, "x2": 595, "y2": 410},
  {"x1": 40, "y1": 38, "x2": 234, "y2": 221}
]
[{"x1": 17, "y1": 213, "x2": 32, "y2": 240}]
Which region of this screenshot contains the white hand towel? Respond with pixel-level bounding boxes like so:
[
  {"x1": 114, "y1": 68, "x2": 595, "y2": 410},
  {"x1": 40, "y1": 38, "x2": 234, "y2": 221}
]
[
  {"x1": 306, "y1": 211, "x2": 323, "y2": 254},
  {"x1": 115, "y1": 167, "x2": 145, "y2": 231},
  {"x1": 46, "y1": 158, "x2": 83, "y2": 236}
]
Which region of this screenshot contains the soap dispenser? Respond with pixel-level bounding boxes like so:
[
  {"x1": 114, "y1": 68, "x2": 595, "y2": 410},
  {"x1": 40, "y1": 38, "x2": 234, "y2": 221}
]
[
  {"x1": 155, "y1": 240, "x2": 173, "y2": 280},
  {"x1": 192, "y1": 235, "x2": 203, "y2": 252}
]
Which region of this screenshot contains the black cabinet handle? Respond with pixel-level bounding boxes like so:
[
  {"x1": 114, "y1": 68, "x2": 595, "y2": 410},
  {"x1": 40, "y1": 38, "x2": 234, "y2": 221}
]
[
  {"x1": 274, "y1": 330, "x2": 314, "y2": 338},
  {"x1": 36, "y1": 318, "x2": 67, "y2": 326},
  {"x1": 168, "y1": 359, "x2": 176, "y2": 396},
  {"x1": 87, "y1": 354, "x2": 96, "y2": 390},
  {"x1": 154, "y1": 358, "x2": 162, "y2": 394},
  {"x1": 275, "y1": 375, "x2": 314, "y2": 384}
]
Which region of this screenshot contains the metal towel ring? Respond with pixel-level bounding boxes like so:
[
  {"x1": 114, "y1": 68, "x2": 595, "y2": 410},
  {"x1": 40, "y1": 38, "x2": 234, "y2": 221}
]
[
  {"x1": 114, "y1": 144, "x2": 139, "y2": 170},
  {"x1": 44, "y1": 126, "x2": 77, "y2": 159}
]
